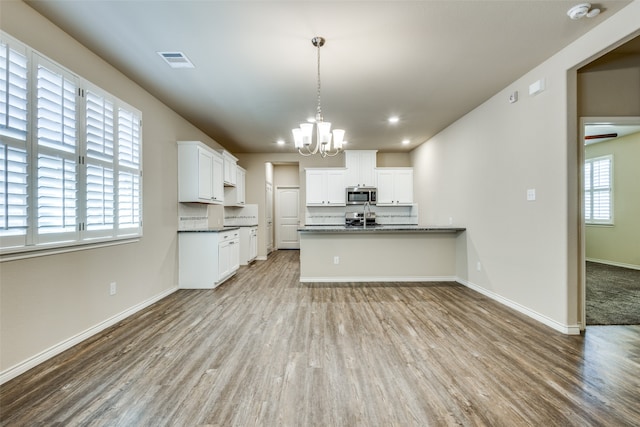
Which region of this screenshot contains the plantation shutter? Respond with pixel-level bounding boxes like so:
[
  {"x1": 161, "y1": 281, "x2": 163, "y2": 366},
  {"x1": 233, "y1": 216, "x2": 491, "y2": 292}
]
[
  {"x1": 35, "y1": 55, "x2": 79, "y2": 243},
  {"x1": 84, "y1": 87, "x2": 115, "y2": 236},
  {"x1": 585, "y1": 156, "x2": 612, "y2": 224},
  {"x1": 1, "y1": 32, "x2": 143, "y2": 253},
  {"x1": 0, "y1": 37, "x2": 29, "y2": 247},
  {"x1": 0, "y1": 39, "x2": 28, "y2": 140},
  {"x1": 117, "y1": 106, "x2": 141, "y2": 234}
]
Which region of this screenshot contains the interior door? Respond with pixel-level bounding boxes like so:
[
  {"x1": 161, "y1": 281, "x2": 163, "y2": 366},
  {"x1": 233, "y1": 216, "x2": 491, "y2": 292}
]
[{"x1": 275, "y1": 186, "x2": 300, "y2": 249}]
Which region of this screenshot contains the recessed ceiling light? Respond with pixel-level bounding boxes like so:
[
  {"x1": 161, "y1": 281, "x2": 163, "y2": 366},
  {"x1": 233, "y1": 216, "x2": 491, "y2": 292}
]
[
  {"x1": 276, "y1": 139, "x2": 285, "y2": 145},
  {"x1": 402, "y1": 139, "x2": 410, "y2": 145},
  {"x1": 388, "y1": 116, "x2": 399, "y2": 124},
  {"x1": 157, "y1": 52, "x2": 195, "y2": 68}
]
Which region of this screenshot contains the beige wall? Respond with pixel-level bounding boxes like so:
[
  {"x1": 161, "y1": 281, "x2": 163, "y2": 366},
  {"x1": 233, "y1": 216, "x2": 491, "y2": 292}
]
[
  {"x1": 0, "y1": 2, "x2": 226, "y2": 376},
  {"x1": 410, "y1": 2, "x2": 640, "y2": 333},
  {"x1": 273, "y1": 164, "x2": 300, "y2": 188},
  {"x1": 585, "y1": 132, "x2": 640, "y2": 267}
]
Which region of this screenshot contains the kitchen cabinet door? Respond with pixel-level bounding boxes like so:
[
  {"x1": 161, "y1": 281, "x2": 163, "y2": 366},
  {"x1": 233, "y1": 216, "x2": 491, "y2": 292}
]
[
  {"x1": 236, "y1": 167, "x2": 246, "y2": 205},
  {"x1": 393, "y1": 169, "x2": 413, "y2": 204},
  {"x1": 375, "y1": 168, "x2": 413, "y2": 205},
  {"x1": 325, "y1": 169, "x2": 346, "y2": 205},
  {"x1": 178, "y1": 141, "x2": 224, "y2": 204},
  {"x1": 345, "y1": 150, "x2": 377, "y2": 187},
  {"x1": 197, "y1": 147, "x2": 213, "y2": 200},
  {"x1": 224, "y1": 165, "x2": 246, "y2": 206},
  {"x1": 305, "y1": 169, "x2": 326, "y2": 205},
  {"x1": 305, "y1": 168, "x2": 346, "y2": 206},
  {"x1": 211, "y1": 151, "x2": 224, "y2": 203},
  {"x1": 220, "y1": 150, "x2": 238, "y2": 186}
]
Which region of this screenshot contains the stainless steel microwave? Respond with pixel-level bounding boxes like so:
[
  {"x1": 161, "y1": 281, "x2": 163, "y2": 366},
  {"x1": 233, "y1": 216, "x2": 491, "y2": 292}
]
[{"x1": 346, "y1": 186, "x2": 377, "y2": 205}]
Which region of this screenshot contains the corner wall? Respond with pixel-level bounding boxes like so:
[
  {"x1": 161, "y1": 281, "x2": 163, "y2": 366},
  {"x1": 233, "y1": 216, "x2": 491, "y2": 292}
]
[{"x1": 410, "y1": 1, "x2": 640, "y2": 333}]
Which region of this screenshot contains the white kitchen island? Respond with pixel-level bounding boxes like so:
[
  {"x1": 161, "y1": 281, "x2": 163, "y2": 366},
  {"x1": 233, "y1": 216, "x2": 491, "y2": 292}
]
[{"x1": 298, "y1": 225, "x2": 465, "y2": 282}]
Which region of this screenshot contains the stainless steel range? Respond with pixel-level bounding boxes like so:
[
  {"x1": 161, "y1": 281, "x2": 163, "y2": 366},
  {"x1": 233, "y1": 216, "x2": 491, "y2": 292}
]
[{"x1": 345, "y1": 211, "x2": 376, "y2": 227}]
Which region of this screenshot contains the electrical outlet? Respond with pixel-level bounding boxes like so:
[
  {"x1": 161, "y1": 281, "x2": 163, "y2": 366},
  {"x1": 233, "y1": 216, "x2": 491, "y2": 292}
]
[
  {"x1": 476, "y1": 262, "x2": 482, "y2": 272},
  {"x1": 448, "y1": 217, "x2": 453, "y2": 225},
  {"x1": 110, "y1": 282, "x2": 117, "y2": 295},
  {"x1": 333, "y1": 256, "x2": 340, "y2": 265}
]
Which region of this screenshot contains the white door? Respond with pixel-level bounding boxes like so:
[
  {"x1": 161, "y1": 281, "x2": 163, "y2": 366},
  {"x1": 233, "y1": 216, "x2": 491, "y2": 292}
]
[{"x1": 276, "y1": 187, "x2": 300, "y2": 249}]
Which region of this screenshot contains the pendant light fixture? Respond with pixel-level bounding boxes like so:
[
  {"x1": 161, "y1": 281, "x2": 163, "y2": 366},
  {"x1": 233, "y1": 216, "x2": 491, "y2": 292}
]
[{"x1": 292, "y1": 36, "x2": 345, "y2": 157}]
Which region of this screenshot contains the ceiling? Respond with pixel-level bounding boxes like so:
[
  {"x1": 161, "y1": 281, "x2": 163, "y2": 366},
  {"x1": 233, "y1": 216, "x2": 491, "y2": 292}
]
[{"x1": 24, "y1": 0, "x2": 635, "y2": 154}]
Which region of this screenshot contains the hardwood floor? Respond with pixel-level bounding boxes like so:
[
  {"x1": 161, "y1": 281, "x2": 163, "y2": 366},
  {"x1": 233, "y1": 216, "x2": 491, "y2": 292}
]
[{"x1": 2, "y1": 250, "x2": 639, "y2": 426}]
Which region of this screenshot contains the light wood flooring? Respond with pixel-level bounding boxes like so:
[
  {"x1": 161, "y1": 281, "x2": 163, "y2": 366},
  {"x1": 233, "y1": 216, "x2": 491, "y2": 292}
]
[{"x1": 2, "y1": 250, "x2": 639, "y2": 426}]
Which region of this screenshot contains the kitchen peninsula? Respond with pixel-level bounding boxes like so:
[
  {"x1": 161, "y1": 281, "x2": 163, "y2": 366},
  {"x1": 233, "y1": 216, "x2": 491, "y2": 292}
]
[{"x1": 298, "y1": 225, "x2": 465, "y2": 282}]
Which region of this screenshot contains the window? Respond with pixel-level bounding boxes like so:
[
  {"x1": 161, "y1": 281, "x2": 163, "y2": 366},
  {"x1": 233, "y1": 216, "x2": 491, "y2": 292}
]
[
  {"x1": 0, "y1": 32, "x2": 142, "y2": 255},
  {"x1": 584, "y1": 155, "x2": 613, "y2": 224}
]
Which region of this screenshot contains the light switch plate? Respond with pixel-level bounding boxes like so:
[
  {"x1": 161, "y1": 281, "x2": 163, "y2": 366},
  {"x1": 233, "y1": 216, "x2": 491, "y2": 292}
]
[{"x1": 527, "y1": 188, "x2": 536, "y2": 201}]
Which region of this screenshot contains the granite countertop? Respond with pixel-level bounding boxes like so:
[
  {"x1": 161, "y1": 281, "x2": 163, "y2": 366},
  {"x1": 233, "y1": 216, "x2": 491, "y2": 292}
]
[
  {"x1": 298, "y1": 225, "x2": 465, "y2": 233},
  {"x1": 178, "y1": 226, "x2": 240, "y2": 233}
]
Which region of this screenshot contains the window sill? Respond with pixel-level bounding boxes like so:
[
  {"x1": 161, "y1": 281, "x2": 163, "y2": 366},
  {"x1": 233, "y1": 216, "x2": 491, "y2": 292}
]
[{"x1": 0, "y1": 237, "x2": 140, "y2": 262}]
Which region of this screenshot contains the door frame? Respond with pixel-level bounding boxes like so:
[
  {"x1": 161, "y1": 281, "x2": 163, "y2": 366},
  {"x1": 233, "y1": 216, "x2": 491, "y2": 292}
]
[
  {"x1": 274, "y1": 185, "x2": 300, "y2": 250},
  {"x1": 579, "y1": 116, "x2": 640, "y2": 329}
]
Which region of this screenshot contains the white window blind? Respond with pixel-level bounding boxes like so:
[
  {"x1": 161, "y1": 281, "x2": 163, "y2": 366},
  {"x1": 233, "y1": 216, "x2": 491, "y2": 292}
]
[
  {"x1": 117, "y1": 107, "x2": 142, "y2": 235},
  {"x1": 35, "y1": 56, "x2": 79, "y2": 243},
  {"x1": 84, "y1": 86, "x2": 115, "y2": 237},
  {"x1": 0, "y1": 32, "x2": 142, "y2": 255},
  {"x1": 1, "y1": 37, "x2": 29, "y2": 247},
  {"x1": 585, "y1": 155, "x2": 613, "y2": 224},
  {"x1": 1, "y1": 40, "x2": 28, "y2": 140}
]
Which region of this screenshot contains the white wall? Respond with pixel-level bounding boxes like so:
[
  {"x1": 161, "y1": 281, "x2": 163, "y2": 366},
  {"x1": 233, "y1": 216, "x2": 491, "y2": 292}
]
[
  {"x1": 0, "y1": 1, "x2": 226, "y2": 380},
  {"x1": 410, "y1": 1, "x2": 640, "y2": 333}
]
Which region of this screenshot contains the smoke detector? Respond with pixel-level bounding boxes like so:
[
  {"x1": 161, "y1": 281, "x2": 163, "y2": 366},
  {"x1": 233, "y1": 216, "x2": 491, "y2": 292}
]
[{"x1": 567, "y1": 3, "x2": 601, "y2": 20}]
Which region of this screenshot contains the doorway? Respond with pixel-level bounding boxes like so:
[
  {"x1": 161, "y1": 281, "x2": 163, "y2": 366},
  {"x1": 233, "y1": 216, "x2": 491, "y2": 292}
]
[
  {"x1": 575, "y1": 34, "x2": 640, "y2": 329},
  {"x1": 275, "y1": 186, "x2": 300, "y2": 249},
  {"x1": 580, "y1": 117, "x2": 640, "y2": 326}
]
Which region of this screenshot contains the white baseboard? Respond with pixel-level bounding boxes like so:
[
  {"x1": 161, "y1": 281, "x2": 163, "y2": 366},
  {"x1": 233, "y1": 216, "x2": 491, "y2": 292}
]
[
  {"x1": 299, "y1": 276, "x2": 456, "y2": 283},
  {"x1": 256, "y1": 255, "x2": 267, "y2": 261},
  {"x1": 586, "y1": 258, "x2": 640, "y2": 271},
  {"x1": 0, "y1": 286, "x2": 179, "y2": 385},
  {"x1": 456, "y1": 278, "x2": 581, "y2": 335}
]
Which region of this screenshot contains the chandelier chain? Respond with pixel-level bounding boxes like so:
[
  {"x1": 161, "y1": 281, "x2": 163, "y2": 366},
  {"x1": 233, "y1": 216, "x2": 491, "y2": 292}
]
[{"x1": 316, "y1": 40, "x2": 322, "y2": 122}]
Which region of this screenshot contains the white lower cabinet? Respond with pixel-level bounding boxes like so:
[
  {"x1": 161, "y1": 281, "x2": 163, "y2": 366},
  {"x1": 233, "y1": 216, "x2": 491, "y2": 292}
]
[
  {"x1": 178, "y1": 229, "x2": 240, "y2": 289},
  {"x1": 239, "y1": 226, "x2": 258, "y2": 265}
]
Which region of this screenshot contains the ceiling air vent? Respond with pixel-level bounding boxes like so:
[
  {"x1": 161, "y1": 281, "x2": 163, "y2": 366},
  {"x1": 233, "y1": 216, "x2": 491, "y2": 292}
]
[{"x1": 157, "y1": 51, "x2": 195, "y2": 69}]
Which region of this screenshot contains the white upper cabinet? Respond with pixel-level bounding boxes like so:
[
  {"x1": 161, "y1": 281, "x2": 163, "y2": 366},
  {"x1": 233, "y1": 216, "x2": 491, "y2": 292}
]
[
  {"x1": 375, "y1": 168, "x2": 413, "y2": 205},
  {"x1": 224, "y1": 165, "x2": 246, "y2": 206},
  {"x1": 178, "y1": 141, "x2": 224, "y2": 204},
  {"x1": 236, "y1": 166, "x2": 246, "y2": 205},
  {"x1": 306, "y1": 168, "x2": 346, "y2": 206},
  {"x1": 345, "y1": 150, "x2": 377, "y2": 187},
  {"x1": 218, "y1": 150, "x2": 238, "y2": 186}
]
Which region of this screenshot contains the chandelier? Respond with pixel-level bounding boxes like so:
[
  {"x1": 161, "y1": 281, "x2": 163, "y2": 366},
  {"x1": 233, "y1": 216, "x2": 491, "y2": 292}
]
[{"x1": 292, "y1": 36, "x2": 345, "y2": 157}]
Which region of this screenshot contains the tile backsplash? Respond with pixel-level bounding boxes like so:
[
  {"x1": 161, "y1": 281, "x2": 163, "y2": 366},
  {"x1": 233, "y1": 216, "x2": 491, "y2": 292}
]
[{"x1": 305, "y1": 205, "x2": 418, "y2": 225}]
